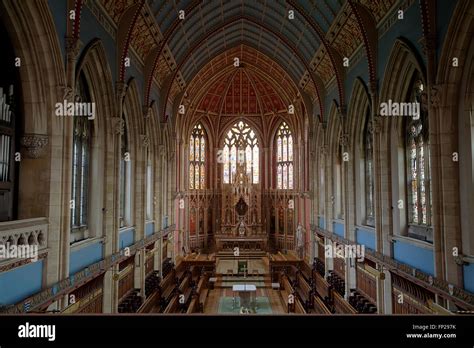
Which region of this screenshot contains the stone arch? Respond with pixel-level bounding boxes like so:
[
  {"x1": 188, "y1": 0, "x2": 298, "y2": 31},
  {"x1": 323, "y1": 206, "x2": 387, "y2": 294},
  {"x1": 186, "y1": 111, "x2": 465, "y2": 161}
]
[
  {"x1": 0, "y1": 0, "x2": 65, "y2": 220},
  {"x1": 379, "y1": 38, "x2": 426, "y2": 135},
  {"x1": 436, "y1": 0, "x2": 474, "y2": 286},
  {"x1": 72, "y1": 38, "x2": 116, "y2": 243}
]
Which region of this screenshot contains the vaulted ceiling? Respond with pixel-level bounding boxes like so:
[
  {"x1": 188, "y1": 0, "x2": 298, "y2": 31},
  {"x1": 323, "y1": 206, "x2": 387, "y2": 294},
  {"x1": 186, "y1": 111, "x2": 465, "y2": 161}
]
[{"x1": 98, "y1": 0, "x2": 397, "y2": 121}]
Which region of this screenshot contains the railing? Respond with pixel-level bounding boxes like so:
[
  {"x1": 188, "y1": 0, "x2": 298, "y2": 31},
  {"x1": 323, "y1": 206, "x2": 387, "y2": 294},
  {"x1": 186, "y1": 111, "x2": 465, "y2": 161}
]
[
  {"x1": 0, "y1": 218, "x2": 48, "y2": 250},
  {"x1": 0, "y1": 224, "x2": 175, "y2": 314},
  {"x1": 310, "y1": 224, "x2": 474, "y2": 310}
]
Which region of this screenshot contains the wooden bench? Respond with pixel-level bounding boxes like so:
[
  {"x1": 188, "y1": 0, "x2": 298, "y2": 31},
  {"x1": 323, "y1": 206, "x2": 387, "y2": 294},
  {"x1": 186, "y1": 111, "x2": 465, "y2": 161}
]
[
  {"x1": 163, "y1": 295, "x2": 179, "y2": 313},
  {"x1": 333, "y1": 291, "x2": 357, "y2": 314},
  {"x1": 187, "y1": 296, "x2": 199, "y2": 314},
  {"x1": 313, "y1": 295, "x2": 331, "y2": 314},
  {"x1": 280, "y1": 274, "x2": 295, "y2": 313},
  {"x1": 137, "y1": 289, "x2": 161, "y2": 313},
  {"x1": 314, "y1": 271, "x2": 331, "y2": 302},
  {"x1": 300, "y1": 262, "x2": 313, "y2": 283},
  {"x1": 296, "y1": 273, "x2": 313, "y2": 311},
  {"x1": 294, "y1": 297, "x2": 306, "y2": 314}
]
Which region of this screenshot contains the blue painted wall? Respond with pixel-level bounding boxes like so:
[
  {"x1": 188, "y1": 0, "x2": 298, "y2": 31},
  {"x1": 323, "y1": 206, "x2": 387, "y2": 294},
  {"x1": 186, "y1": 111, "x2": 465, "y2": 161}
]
[
  {"x1": 145, "y1": 222, "x2": 155, "y2": 237},
  {"x1": 378, "y1": 1, "x2": 425, "y2": 83},
  {"x1": 355, "y1": 227, "x2": 376, "y2": 250},
  {"x1": 345, "y1": 57, "x2": 369, "y2": 103},
  {"x1": 0, "y1": 261, "x2": 43, "y2": 305},
  {"x1": 393, "y1": 239, "x2": 434, "y2": 275},
  {"x1": 47, "y1": 0, "x2": 67, "y2": 60},
  {"x1": 463, "y1": 263, "x2": 474, "y2": 293},
  {"x1": 119, "y1": 228, "x2": 135, "y2": 249},
  {"x1": 318, "y1": 216, "x2": 325, "y2": 229},
  {"x1": 333, "y1": 221, "x2": 344, "y2": 237},
  {"x1": 69, "y1": 241, "x2": 103, "y2": 275},
  {"x1": 436, "y1": 0, "x2": 458, "y2": 60},
  {"x1": 79, "y1": 6, "x2": 117, "y2": 83}
]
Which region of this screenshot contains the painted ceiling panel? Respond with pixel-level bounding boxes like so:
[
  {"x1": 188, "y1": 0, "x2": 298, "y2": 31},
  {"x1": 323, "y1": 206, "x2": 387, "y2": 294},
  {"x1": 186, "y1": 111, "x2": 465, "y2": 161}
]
[{"x1": 98, "y1": 1, "x2": 400, "y2": 118}]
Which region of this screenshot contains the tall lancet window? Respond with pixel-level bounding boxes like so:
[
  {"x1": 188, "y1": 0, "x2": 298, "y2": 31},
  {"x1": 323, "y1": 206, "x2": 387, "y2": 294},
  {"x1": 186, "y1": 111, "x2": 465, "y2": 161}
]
[
  {"x1": 71, "y1": 73, "x2": 92, "y2": 232},
  {"x1": 223, "y1": 121, "x2": 259, "y2": 184},
  {"x1": 364, "y1": 114, "x2": 375, "y2": 226},
  {"x1": 189, "y1": 123, "x2": 206, "y2": 190},
  {"x1": 119, "y1": 116, "x2": 131, "y2": 227},
  {"x1": 406, "y1": 78, "x2": 431, "y2": 226},
  {"x1": 276, "y1": 122, "x2": 294, "y2": 189}
]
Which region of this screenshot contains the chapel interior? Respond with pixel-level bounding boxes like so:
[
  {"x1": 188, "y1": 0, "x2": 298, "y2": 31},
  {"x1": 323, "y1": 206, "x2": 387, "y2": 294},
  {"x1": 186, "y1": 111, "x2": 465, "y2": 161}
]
[{"x1": 0, "y1": 0, "x2": 473, "y2": 315}]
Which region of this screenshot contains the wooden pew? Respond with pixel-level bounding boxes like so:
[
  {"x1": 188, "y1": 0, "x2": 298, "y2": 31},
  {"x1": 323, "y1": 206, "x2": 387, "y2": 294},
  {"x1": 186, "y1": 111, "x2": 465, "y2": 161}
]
[
  {"x1": 300, "y1": 262, "x2": 313, "y2": 283},
  {"x1": 187, "y1": 296, "x2": 199, "y2": 314},
  {"x1": 280, "y1": 274, "x2": 295, "y2": 313},
  {"x1": 198, "y1": 287, "x2": 209, "y2": 312},
  {"x1": 313, "y1": 295, "x2": 331, "y2": 314},
  {"x1": 296, "y1": 273, "x2": 313, "y2": 311},
  {"x1": 294, "y1": 298, "x2": 306, "y2": 314},
  {"x1": 137, "y1": 288, "x2": 161, "y2": 313},
  {"x1": 314, "y1": 271, "x2": 331, "y2": 302},
  {"x1": 333, "y1": 291, "x2": 357, "y2": 314},
  {"x1": 163, "y1": 295, "x2": 179, "y2": 313}
]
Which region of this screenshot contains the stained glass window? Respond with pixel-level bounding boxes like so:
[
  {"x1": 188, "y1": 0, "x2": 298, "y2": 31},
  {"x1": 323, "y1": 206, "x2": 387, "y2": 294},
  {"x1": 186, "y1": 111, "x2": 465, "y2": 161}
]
[
  {"x1": 222, "y1": 121, "x2": 259, "y2": 184},
  {"x1": 71, "y1": 73, "x2": 92, "y2": 230},
  {"x1": 364, "y1": 113, "x2": 375, "y2": 226},
  {"x1": 119, "y1": 113, "x2": 129, "y2": 228},
  {"x1": 189, "y1": 124, "x2": 206, "y2": 189},
  {"x1": 406, "y1": 78, "x2": 431, "y2": 226},
  {"x1": 276, "y1": 122, "x2": 294, "y2": 189}
]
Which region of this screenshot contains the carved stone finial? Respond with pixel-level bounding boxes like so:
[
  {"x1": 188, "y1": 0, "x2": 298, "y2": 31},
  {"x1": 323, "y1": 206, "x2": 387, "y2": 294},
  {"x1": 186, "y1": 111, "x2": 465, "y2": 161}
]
[
  {"x1": 339, "y1": 133, "x2": 349, "y2": 148},
  {"x1": 21, "y1": 134, "x2": 49, "y2": 159},
  {"x1": 367, "y1": 117, "x2": 382, "y2": 135},
  {"x1": 143, "y1": 106, "x2": 151, "y2": 119},
  {"x1": 319, "y1": 145, "x2": 328, "y2": 156},
  {"x1": 430, "y1": 85, "x2": 441, "y2": 109},
  {"x1": 140, "y1": 134, "x2": 150, "y2": 148},
  {"x1": 111, "y1": 117, "x2": 124, "y2": 135},
  {"x1": 115, "y1": 82, "x2": 127, "y2": 101},
  {"x1": 57, "y1": 85, "x2": 74, "y2": 101},
  {"x1": 65, "y1": 37, "x2": 81, "y2": 58}
]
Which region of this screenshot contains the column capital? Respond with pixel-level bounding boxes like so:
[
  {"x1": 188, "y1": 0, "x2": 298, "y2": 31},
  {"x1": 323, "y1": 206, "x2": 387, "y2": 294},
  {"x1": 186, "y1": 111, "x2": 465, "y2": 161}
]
[{"x1": 20, "y1": 134, "x2": 49, "y2": 159}]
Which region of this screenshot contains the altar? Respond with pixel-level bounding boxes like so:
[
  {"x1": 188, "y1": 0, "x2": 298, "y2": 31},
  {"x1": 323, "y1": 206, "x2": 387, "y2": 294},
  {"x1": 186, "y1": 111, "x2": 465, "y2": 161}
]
[{"x1": 232, "y1": 284, "x2": 257, "y2": 311}]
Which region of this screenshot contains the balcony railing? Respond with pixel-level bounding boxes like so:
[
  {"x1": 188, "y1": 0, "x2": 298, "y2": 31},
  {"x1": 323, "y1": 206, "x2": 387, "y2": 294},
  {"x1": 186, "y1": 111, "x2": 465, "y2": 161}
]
[{"x1": 0, "y1": 218, "x2": 48, "y2": 251}]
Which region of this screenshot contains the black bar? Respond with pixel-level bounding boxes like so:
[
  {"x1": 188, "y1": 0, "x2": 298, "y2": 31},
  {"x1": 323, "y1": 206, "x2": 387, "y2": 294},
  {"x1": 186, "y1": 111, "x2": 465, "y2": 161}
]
[{"x1": 0, "y1": 315, "x2": 473, "y2": 346}]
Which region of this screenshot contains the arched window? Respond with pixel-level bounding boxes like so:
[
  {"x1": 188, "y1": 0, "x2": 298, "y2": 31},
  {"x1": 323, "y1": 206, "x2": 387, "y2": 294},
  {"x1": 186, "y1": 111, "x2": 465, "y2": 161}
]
[
  {"x1": 189, "y1": 124, "x2": 206, "y2": 190},
  {"x1": 71, "y1": 73, "x2": 92, "y2": 233},
  {"x1": 0, "y1": 24, "x2": 20, "y2": 222},
  {"x1": 406, "y1": 79, "x2": 431, "y2": 226},
  {"x1": 222, "y1": 121, "x2": 259, "y2": 184},
  {"x1": 119, "y1": 116, "x2": 131, "y2": 227},
  {"x1": 146, "y1": 146, "x2": 153, "y2": 220},
  {"x1": 335, "y1": 142, "x2": 344, "y2": 219},
  {"x1": 364, "y1": 114, "x2": 375, "y2": 226},
  {"x1": 276, "y1": 122, "x2": 294, "y2": 189}
]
